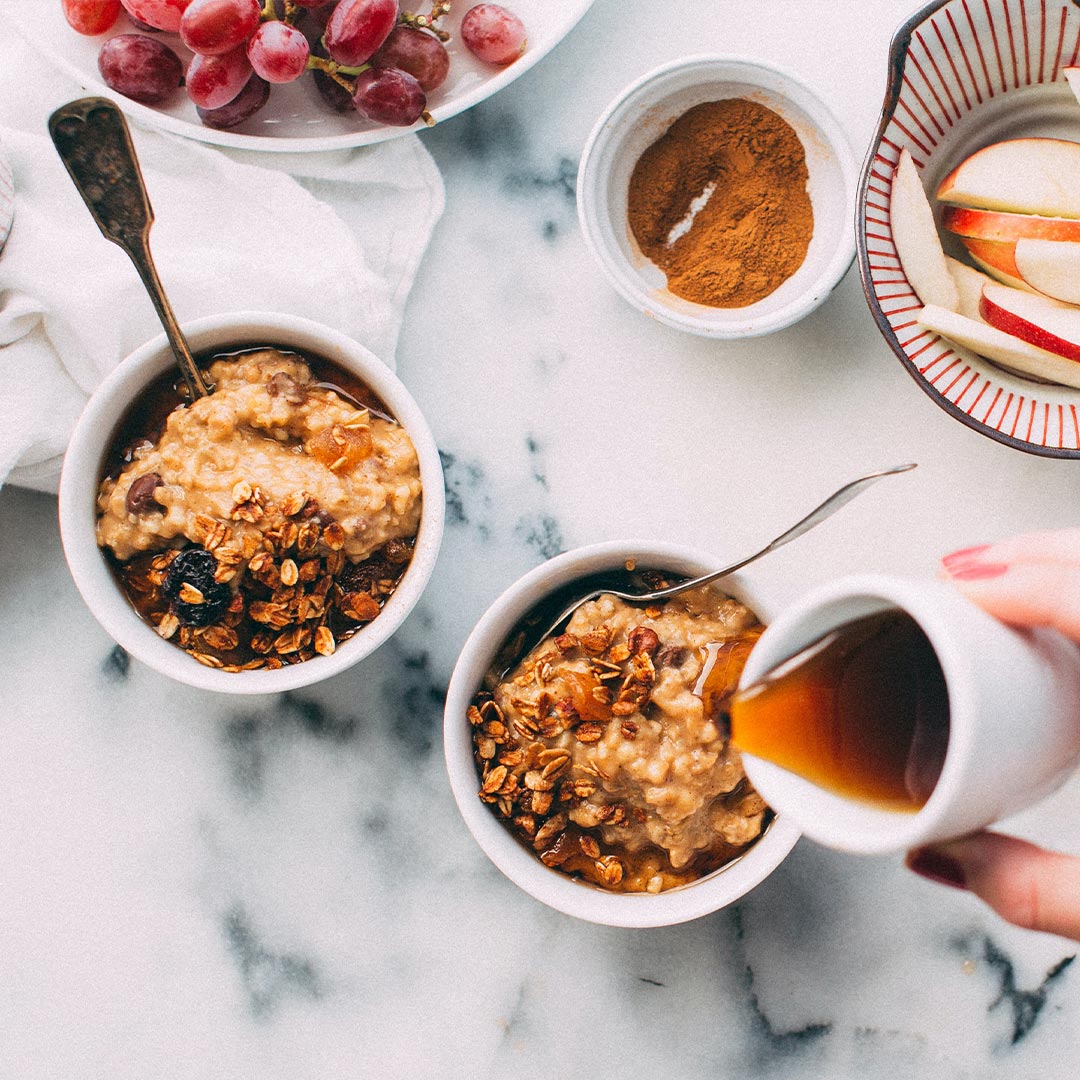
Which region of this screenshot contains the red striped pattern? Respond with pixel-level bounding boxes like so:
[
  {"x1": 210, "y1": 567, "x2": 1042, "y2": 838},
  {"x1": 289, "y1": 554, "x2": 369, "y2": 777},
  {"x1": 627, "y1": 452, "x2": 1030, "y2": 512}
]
[{"x1": 865, "y1": 0, "x2": 1080, "y2": 452}]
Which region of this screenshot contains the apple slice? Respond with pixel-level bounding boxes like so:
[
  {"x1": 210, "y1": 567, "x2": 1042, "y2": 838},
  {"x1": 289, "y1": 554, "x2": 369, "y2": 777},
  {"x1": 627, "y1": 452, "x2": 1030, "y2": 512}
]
[
  {"x1": 1013, "y1": 239, "x2": 1080, "y2": 304},
  {"x1": 980, "y1": 282, "x2": 1080, "y2": 363},
  {"x1": 942, "y1": 205, "x2": 1080, "y2": 243},
  {"x1": 1064, "y1": 67, "x2": 1080, "y2": 107},
  {"x1": 919, "y1": 303, "x2": 1080, "y2": 388},
  {"x1": 937, "y1": 138, "x2": 1080, "y2": 218},
  {"x1": 957, "y1": 237, "x2": 1031, "y2": 291},
  {"x1": 889, "y1": 148, "x2": 958, "y2": 309},
  {"x1": 946, "y1": 256, "x2": 996, "y2": 320}
]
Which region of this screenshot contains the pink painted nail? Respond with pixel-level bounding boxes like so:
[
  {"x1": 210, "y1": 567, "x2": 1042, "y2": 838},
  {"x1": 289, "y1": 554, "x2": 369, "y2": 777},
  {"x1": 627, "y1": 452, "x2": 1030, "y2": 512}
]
[
  {"x1": 946, "y1": 562, "x2": 1009, "y2": 581},
  {"x1": 941, "y1": 544, "x2": 991, "y2": 570},
  {"x1": 906, "y1": 847, "x2": 967, "y2": 890}
]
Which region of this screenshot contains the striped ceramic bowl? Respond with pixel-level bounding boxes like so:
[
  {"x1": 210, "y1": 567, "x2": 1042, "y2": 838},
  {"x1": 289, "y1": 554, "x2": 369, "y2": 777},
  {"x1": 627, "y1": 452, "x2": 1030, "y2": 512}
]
[{"x1": 859, "y1": 0, "x2": 1080, "y2": 457}]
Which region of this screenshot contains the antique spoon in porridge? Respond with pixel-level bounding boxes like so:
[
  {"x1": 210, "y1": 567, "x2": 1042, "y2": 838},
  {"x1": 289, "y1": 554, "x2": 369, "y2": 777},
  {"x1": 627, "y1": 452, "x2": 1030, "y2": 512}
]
[
  {"x1": 495, "y1": 463, "x2": 918, "y2": 678},
  {"x1": 48, "y1": 97, "x2": 212, "y2": 400}
]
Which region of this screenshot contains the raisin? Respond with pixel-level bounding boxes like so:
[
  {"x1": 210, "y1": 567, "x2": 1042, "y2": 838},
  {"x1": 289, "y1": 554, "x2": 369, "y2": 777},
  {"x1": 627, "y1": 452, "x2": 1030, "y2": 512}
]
[
  {"x1": 163, "y1": 547, "x2": 231, "y2": 627},
  {"x1": 125, "y1": 473, "x2": 164, "y2": 514}
]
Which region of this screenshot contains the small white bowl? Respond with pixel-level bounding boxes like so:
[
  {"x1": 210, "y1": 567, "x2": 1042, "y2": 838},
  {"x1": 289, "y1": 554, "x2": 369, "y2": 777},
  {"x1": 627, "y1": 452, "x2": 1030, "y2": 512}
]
[
  {"x1": 58, "y1": 311, "x2": 445, "y2": 695},
  {"x1": 577, "y1": 55, "x2": 858, "y2": 338},
  {"x1": 443, "y1": 540, "x2": 800, "y2": 927}
]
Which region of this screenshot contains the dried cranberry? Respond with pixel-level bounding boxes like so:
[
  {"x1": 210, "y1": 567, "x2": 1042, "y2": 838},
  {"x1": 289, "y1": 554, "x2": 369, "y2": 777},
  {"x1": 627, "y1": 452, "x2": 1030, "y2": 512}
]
[{"x1": 163, "y1": 547, "x2": 231, "y2": 627}]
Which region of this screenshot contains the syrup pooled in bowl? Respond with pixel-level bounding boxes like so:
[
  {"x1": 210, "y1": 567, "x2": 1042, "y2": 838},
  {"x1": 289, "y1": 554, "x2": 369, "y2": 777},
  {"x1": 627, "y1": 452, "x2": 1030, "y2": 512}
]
[{"x1": 729, "y1": 611, "x2": 950, "y2": 812}]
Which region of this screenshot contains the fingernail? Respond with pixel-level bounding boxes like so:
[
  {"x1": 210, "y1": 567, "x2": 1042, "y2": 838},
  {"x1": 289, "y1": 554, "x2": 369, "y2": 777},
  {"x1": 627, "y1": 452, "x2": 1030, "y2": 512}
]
[
  {"x1": 946, "y1": 562, "x2": 1009, "y2": 581},
  {"x1": 942, "y1": 545, "x2": 991, "y2": 570},
  {"x1": 906, "y1": 847, "x2": 967, "y2": 890}
]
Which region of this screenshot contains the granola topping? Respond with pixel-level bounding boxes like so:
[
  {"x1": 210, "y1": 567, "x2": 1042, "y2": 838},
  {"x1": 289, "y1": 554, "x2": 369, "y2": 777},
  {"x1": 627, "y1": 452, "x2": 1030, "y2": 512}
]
[
  {"x1": 472, "y1": 582, "x2": 771, "y2": 893},
  {"x1": 96, "y1": 349, "x2": 422, "y2": 671}
]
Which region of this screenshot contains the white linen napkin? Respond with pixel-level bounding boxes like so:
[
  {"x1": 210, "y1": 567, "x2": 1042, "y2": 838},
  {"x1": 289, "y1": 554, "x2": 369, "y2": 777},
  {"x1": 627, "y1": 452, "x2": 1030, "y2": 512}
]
[{"x1": 0, "y1": 36, "x2": 444, "y2": 493}]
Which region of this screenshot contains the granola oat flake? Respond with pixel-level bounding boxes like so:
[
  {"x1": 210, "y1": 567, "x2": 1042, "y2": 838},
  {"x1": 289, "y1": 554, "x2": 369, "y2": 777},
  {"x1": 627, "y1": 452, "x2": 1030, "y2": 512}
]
[{"x1": 471, "y1": 581, "x2": 772, "y2": 893}]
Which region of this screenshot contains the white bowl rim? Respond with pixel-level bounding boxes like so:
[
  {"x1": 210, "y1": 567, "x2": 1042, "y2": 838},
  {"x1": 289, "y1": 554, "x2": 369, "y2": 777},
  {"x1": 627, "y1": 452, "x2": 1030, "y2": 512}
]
[
  {"x1": 58, "y1": 310, "x2": 445, "y2": 695},
  {"x1": 576, "y1": 53, "x2": 859, "y2": 339},
  {"x1": 443, "y1": 538, "x2": 801, "y2": 927}
]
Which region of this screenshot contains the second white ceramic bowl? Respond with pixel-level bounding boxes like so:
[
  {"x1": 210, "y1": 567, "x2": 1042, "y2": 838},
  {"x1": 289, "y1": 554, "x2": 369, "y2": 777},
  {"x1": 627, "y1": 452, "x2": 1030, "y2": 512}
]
[
  {"x1": 443, "y1": 540, "x2": 801, "y2": 927},
  {"x1": 577, "y1": 55, "x2": 858, "y2": 338},
  {"x1": 58, "y1": 311, "x2": 445, "y2": 695}
]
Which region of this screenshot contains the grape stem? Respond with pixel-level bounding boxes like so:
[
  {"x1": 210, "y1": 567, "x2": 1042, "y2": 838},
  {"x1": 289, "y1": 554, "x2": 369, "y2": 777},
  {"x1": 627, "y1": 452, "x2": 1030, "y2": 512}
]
[
  {"x1": 260, "y1": 0, "x2": 276, "y2": 20},
  {"x1": 307, "y1": 54, "x2": 370, "y2": 92},
  {"x1": 400, "y1": 3, "x2": 453, "y2": 41}
]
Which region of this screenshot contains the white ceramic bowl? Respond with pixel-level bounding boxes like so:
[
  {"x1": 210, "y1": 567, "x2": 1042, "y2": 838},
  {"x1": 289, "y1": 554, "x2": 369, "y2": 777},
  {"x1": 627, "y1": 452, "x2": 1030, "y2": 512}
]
[
  {"x1": 59, "y1": 311, "x2": 445, "y2": 695},
  {"x1": 443, "y1": 540, "x2": 801, "y2": 927},
  {"x1": 577, "y1": 55, "x2": 858, "y2": 338}
]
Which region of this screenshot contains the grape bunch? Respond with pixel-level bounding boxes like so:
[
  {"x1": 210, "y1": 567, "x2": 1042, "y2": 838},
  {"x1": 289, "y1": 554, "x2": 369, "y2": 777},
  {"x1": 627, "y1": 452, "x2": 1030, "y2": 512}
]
[{"x1": 62, "y1": 0, "x2": 528, "y2": 132}]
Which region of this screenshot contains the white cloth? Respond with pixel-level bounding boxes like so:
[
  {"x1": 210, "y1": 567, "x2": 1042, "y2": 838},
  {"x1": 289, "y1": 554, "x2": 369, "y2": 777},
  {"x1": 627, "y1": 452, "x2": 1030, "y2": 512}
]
[{"x1": 0, "y1": 37, "x2": 444, "y2": 493}]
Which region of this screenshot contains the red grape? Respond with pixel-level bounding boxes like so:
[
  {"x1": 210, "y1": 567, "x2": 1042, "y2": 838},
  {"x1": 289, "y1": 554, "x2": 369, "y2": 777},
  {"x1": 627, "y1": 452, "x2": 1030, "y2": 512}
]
[
  {"x1": 197, "y1": 73, "x2": 270, "y2": 127},
  {"x1": 180, "y1": 0, "x2": 261, "y2": 57},
  {"x1": 63, "y1": 0, "x2": 122, "y2": 35},
  {"x1": 291, "y1": 0, "x2": 332, "y2": 7},
  {"x1": 312, "y1": 52, "x2": 356, "y2": 112},
  {"x1": 98, "y1": 34, "x2": 183, "y2": 104},
  {"x1": 186, "y1": 45, "x2": 253, "y2": 109},
  {"x1": 460, "y1": 4, "x2": 526, "y2": 66},
  {"x1": 247, "y1": 21, "x2": 310, "y2": 83},
  {"x1": 371, "y1": 26, "x2": 449, "y2": 93},
  {"x1": 324, "y1": 0, "x2": 397, "y2": 67},
  {"x1": 352, "y1": 67, "x2": 426, "y2": 126},
  {"x1": 119, "y1": 0, "x2": 192, "y2": 33}
]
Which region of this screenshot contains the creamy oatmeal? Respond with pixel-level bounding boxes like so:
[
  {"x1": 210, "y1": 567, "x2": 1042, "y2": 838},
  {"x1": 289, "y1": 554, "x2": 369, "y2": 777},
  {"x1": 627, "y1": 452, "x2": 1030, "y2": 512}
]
[
  {"x1": 96, "y1": 348, "x2": 423, "y2": 670},
  {"x1": 471, "y1": 582, "x2": 771, "y2": 893}
]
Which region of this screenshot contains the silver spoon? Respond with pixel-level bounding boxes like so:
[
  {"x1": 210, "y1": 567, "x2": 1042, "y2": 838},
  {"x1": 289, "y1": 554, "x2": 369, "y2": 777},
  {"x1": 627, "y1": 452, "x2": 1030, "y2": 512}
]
[
  {"x1": 48, "y1": 97, "x2": 212, "y2": 401},
  {"x1": 496, "y1": 463, "x2": 917, "y2": 678}
]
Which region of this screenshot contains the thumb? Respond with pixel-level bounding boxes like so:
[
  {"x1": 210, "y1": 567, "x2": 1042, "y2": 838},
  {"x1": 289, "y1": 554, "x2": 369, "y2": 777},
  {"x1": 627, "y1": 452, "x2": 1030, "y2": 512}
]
[{"x1": 906, "y1": 832, "x2": 1080, "y2": 941}]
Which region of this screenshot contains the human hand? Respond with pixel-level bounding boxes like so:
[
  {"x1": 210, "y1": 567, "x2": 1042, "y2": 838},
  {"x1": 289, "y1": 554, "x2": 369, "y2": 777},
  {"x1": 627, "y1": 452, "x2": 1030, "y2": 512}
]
[{"x1": 904, "y1": 530, "x2": 1080, "y2": 940}]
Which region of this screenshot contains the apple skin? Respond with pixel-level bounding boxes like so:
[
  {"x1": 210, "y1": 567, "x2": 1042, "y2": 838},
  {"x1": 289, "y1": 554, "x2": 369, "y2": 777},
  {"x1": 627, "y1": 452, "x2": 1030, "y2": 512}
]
[
  {"x1": 957, "y1": 237, "x2": 1033, "y2": 291},
  {"x1": 937, "y1": 137, "x2": 1080, "y2": 218},
  {"x1": 889, "y1": 148, "x2": 958, "y2": 309},
  {"x1": 980, "y1": 282, "x2": 1080, "y2": 363},
  {"x1": 919, "y1": 302, "x2": 1080, "y2": 389},
  {"x1": 942, "y1": 204, "x2": 1080, "y2": 243}
]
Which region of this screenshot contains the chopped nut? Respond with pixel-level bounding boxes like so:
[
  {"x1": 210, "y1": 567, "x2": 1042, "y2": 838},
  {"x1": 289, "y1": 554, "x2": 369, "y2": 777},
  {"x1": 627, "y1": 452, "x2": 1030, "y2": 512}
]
[
  {"x1": 620, "y1": 720, "x2": 639, "y2": 740},
  {"x1": 341, "y1": 591, "x2": 380, "y2": 622},
  {"x1": 575, "y1": 721, "x2": 605, "y2": 743},
  {"x1": 627, "y1": 626, "x2": 660, "y2": 656},
  {"x1": 579, "y1": 627, "x2": 613, "y2": 656}
]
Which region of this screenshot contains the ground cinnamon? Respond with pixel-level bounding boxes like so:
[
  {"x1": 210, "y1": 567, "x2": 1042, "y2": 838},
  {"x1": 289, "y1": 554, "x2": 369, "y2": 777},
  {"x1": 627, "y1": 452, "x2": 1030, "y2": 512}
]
[{"x1": 627, "y1": 98, "x2": 813, "y2": 308}]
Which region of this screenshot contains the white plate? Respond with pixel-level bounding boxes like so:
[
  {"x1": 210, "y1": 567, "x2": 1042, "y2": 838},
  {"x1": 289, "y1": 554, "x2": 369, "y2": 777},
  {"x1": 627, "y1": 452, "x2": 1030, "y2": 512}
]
[{"x1": 15, "y1": 1, "x2": 595, "y2": 152}]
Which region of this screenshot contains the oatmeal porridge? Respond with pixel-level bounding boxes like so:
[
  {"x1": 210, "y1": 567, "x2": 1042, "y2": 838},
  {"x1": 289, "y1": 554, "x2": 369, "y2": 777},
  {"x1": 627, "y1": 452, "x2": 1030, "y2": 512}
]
[
  {"x1": 471, "y1": 582, "x2": 771, "y2": 893},
  {"x1": 96, "y1": 348, "x2": 423, "y2": 670}
]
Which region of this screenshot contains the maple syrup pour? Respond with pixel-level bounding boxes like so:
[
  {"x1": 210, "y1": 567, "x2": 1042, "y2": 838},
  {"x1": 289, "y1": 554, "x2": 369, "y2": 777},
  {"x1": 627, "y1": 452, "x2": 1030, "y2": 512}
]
[{"x1": 728, "y1": 611, "x2": 950, "y2": 812}]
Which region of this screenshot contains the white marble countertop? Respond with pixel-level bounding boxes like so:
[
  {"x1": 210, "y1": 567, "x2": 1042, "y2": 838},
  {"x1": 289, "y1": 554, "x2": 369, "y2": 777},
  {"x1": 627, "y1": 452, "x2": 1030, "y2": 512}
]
[{"x1": 3, "y1": 1, "x2": 1080, "y2": 1076}]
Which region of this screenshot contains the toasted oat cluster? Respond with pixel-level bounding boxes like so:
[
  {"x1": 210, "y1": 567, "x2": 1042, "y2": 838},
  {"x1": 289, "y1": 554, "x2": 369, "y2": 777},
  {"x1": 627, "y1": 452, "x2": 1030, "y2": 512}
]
[
  {"x1": 472, "y1": 585, "x2": 772, "y2": 893},
  {"x1": 96, "y1": 349, "x2": 421, "y2": 670}
]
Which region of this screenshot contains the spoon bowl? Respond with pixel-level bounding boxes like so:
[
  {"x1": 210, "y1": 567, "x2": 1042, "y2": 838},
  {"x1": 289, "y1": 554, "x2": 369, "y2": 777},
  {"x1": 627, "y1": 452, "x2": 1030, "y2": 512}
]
[{"x1": 49, "y1": 96, "x2": 211, "y2": 400}]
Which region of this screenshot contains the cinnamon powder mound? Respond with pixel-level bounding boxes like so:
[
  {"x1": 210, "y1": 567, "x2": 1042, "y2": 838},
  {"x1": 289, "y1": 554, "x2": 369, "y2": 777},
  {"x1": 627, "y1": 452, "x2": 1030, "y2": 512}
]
[{"x1": 627, "y1": 98, "x2": 813, "y2": 308}]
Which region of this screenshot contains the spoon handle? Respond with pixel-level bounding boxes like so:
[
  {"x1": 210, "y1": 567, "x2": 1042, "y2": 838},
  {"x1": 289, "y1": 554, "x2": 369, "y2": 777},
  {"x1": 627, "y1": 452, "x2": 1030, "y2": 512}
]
[
  {"x1": 48, "y1": 97, "x2": 212, "y2": 400},
  {"x1": 640, "y1": 463, "x2": 919, "y2": 602}
]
